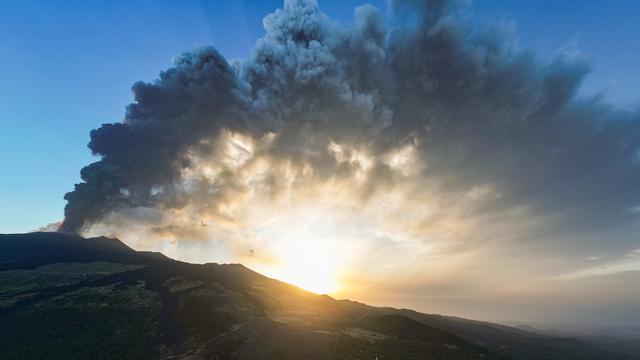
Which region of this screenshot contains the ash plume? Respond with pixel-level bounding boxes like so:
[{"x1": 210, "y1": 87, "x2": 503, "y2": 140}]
[{"x1": 61, "y1": 0, "x2": 640, "y2": 254}]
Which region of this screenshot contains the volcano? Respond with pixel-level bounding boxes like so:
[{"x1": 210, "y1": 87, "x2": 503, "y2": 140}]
[{"x1": 0, "y1": 232, "x2": 635, "y2": 360}]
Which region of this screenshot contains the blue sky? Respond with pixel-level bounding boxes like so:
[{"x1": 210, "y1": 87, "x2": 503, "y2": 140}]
[{"x1": 1, "y1": 0, "x2": 639, "y2": 233}]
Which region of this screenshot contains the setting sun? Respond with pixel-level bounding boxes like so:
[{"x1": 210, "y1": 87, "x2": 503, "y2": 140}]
[
  {"x1": 241, "y1": 204, "x2": 356, "y2": 295},
  {"x1": 270, "y1": 252, "x2": 340, "y2": 294}
]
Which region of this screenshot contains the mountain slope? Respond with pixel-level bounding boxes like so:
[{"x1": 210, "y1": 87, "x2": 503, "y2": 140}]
[{"x1": 0, "y1": 232, "x2": 635, "y2": 360}]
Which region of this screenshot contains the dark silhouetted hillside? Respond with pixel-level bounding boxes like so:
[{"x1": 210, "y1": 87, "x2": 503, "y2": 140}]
[{"x1": 1, "y1": 232, "x2": 636, "y2": 360}]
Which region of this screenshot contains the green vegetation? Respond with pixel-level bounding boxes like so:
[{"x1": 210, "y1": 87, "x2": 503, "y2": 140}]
[
  {"x1": 0, "y1": 282, "x2": 161, "y2": 360},
  {"x1": 0, "y1": 233, "x2": 635, "y2": 360}
]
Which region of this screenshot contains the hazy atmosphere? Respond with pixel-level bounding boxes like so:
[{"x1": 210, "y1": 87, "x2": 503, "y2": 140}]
[{"x1": 2, "y1": 0, "x2": 640, "y2": 329}]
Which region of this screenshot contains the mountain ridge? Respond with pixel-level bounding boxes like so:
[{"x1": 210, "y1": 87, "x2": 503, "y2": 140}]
[{"x1": 0, "y1": 232, "x2": 635, "y2": 360}]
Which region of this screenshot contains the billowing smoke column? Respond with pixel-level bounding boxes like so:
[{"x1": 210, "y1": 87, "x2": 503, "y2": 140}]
[
  {"x1": 61, "y1": 0, "x2": 640, "y2": 241},
  {"x1": 60, "y1": 48, "x2": 254, "y2": 232}
]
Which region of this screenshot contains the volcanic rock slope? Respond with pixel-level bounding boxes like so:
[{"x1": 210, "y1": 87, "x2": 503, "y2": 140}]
[{"x1": 0, "y1": 232, "x2": 634, "y2": 360}]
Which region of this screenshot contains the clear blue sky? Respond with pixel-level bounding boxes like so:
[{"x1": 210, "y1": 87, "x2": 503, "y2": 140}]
[{"x1": 1, "y1": 0, "x2": 639, "y2": 233}]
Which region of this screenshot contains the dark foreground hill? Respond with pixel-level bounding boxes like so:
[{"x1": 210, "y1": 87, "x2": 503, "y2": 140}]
[{"x1": 0, "y1": 232, "x2": 635, "y2": 360}]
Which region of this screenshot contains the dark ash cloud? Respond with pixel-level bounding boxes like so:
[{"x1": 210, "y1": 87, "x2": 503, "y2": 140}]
[{"x1": 61, "y1": 0, "x2": 640, "y2": 253}]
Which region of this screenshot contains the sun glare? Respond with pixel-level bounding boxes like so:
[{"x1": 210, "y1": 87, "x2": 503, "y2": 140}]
[
  {"x1": 269, "y1": 242, "x2": 341, "y2": 294},
  {"x1": 249, "y1": 206, "x2": 352, "y2": 295}
]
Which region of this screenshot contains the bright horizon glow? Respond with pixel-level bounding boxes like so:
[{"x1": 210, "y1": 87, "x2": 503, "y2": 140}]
[
  {"x1": 249, "y1": 207, "x2": 350, "y2": 295},
  {"x1": 267, "y1": 249, "x2": 341, "y2": 294}
]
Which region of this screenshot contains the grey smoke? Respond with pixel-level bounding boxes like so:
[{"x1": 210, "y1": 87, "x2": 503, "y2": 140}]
[{"x1": 61, "y1": 0, "x2": 640, "y2": 248}]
